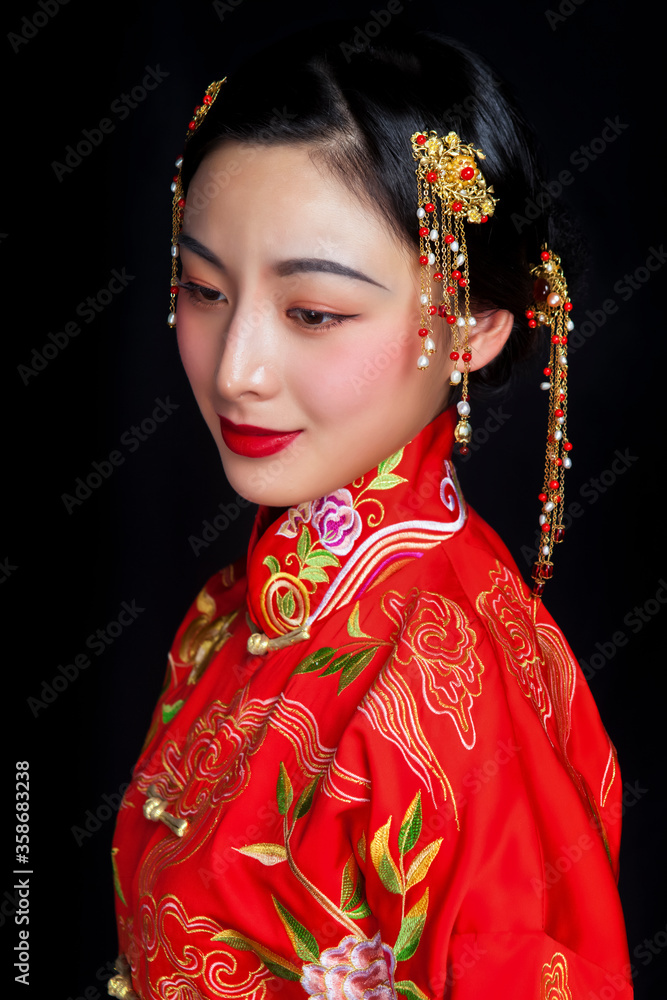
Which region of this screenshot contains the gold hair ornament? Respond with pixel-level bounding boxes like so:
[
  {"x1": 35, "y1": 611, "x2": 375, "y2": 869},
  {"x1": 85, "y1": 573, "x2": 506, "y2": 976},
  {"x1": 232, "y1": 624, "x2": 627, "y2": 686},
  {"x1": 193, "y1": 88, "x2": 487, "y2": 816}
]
[
  {"x1": 167, "y1": 79, "x2": 226, "y2": 328},
  {"x1": 411, "y1": 130, "x2": 498, "y2": 453},
  {"x1": 525, "y1": 246, "x2": 574, "y2": 598}
]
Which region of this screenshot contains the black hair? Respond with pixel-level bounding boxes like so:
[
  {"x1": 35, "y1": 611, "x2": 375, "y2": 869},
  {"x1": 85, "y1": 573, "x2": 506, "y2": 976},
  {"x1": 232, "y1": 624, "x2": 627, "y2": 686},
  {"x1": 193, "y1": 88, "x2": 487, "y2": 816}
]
[{"x1": 180, "y1": 23, "x2": 576, "y2": 399}]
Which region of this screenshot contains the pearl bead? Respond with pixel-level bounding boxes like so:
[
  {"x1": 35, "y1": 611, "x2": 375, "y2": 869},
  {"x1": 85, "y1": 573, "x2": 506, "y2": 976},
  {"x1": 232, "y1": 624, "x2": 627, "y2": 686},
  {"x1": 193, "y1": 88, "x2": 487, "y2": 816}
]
[
  {"x1": 559, "y1": 354, "x2": 567, "y2": 365},
  {"x1": 469, "y1": 316, "x2": 477, "y2": 326},
  {"x1": 554, "y1": 430, "x2": 562, "y2": 441},
  {"x1": 170, "y1": 181, "x2": 177, "y2": 193},
  {"x1": 417, "y1": 355, "x2": 430, "y2": 369},
  {"x1": 540, "y1": 382, "x2": 551, "y2": 390},
  {"x1": 537, "y1": 313, "x2": 547, "y2": 324},
  {"x1": 567, "y1": 320, "x2": 574, "y2": 331},
  {"x1": 557, "y1": 416, "x2": 565, "y2": 424},
  {"x1": 457, "y1": 400, "x2": 471, "y2": 416},
  {"x1": 430, "y1": 229, "x2": 439, "y2": 241},
  {"x1": 428, "y1": 253, "x2": 435, "y2": 265},
  {"x1": 171, "y1": 244, "x2": 179, "y2": 258},
  {"x1": 542, "y1": 545, "x2": 550, "y2": 556},
  {"x1": 449, "y1": 240, "x2": 459, "y2": 252},
  {"x1": 544, "y1": 501, "x2": 555, "y2": 512},
  {"x1": 423, "y1": 336, "x2": 436, "y2": 353},
  {"x1": 417, "y1": 208, "x2": 426, "y2": 219},
  {"x1": 563, "y1": 456, "x2": 572, "y2": 469},
  {"x1": 545, "y1": 262, "x2": 553, "y2": 272},
  {"x1": 450, "y1": 369, "x2": 462, "y2": 385},
  {"x1": 456, "y1": 254, "x2": 465, "y2": 268},
  {"x1": 547, "y1": 293, "x2": 561, "y2": 307},
  {"x1": 456, "y1": 316, "x2": 466, "y2": 327},
  {"x1": 539, "y1": 514, "x2": 546, "y2": 525},
  {"x1": 167, "y1": 312, "x2": 176, "y2": 326},
  {"x1": 420, "y1": 293, "x2": 428, "y2": 304},
  {"x1": 175, "y1": 156, "x2": 183, "y2": 168}
]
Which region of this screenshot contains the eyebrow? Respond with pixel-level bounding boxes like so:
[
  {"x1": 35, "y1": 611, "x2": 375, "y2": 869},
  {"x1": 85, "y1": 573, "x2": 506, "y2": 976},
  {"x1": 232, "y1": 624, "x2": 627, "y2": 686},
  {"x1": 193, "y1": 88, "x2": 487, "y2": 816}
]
[{"x1": 178, "y1": 233, "x2": 388, "y2": 290}]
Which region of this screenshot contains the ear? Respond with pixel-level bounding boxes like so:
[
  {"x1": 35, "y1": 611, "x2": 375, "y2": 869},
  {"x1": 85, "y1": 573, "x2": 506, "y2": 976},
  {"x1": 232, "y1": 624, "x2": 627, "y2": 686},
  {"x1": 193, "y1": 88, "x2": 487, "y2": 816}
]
[{"x1": 466, "y1": 309, "x2": 514, "y2": 372}]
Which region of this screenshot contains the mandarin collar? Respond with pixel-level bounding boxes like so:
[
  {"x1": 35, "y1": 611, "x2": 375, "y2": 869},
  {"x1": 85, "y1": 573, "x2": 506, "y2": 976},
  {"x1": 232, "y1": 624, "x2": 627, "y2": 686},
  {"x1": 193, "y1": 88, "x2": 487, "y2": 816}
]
[{"x1": 245, "y1": 406, "x2": 467, "y2": 641}]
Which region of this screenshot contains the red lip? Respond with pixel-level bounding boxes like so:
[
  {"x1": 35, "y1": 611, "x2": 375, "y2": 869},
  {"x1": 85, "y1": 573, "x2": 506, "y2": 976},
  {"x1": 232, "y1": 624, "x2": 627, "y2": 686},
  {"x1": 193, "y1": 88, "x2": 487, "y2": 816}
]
[{"x1": 218, "y1": 415, "x2": 302, "y2": 457}]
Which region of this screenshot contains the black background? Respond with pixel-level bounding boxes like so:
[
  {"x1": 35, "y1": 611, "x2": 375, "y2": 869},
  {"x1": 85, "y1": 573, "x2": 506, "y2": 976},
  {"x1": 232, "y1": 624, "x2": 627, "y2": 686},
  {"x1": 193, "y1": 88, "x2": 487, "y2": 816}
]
[{"x1": 3, "y1": 0, "x2": 665, "y2": 997}]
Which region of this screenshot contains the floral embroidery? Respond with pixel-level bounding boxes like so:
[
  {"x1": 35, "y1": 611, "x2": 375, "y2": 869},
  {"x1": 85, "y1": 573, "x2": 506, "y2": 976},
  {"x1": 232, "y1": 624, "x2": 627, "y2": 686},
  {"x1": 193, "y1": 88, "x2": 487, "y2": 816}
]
[
  {"x1": 225, "y1": 765, "x2": 438, "y2": 1000},
  {"x1": 277, "y1": 501, "x2": 314, "y2": 539},
  {"x1": 311, "y1": 489, "x2": 363, "y2": 556},
  {"x1": 540, "y1": 951, "x2": 572, "y2": 1000}
]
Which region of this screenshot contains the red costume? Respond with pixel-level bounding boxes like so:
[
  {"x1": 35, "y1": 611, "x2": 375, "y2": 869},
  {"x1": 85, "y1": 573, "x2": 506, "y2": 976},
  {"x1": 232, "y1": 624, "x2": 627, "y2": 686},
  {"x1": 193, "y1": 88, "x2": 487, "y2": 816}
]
[{"x1": 111, "y1": 406, "x2": 633, "y2": 999}]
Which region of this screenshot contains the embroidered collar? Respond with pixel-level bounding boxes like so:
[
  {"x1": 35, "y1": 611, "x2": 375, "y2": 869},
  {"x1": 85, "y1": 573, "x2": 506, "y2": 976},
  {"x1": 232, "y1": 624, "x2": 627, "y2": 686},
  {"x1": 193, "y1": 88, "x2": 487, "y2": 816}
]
[{"x1": 245, "y1": 406, "x2": 467, "y2": 642}]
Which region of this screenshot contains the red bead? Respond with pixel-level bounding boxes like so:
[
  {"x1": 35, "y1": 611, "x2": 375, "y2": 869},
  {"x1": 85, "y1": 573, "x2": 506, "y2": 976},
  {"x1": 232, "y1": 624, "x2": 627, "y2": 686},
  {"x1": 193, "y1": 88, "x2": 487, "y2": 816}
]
[
  {"x1": 418, "y1": 327, "x2": 429, "y2": 337},
  {"x1": 533, "y1": 277, "x2": 550, "y2": 304},
  {"x1": 563, "y1": 442, "x2": 573, "y2": 451},
  {"x1": 554, "y1": 408, "x2": 564, "y2": 418},
  {"x1": 548, "y1": 480, "x2": 559, "y2": 490},
  {"x1": 462, "y1": 351, "x2": 472, "y2": 362},
  {"x1": 459, "y1": 445, "x2": 469, "y2": 455},
  {"x1": 460, "y1": 167, "x2": 475, "y2": 180},
  {"x1": 438, "y1": 304, "x2": 447, "y2": 317},
  {"x1": 419, "y1": 226, "x2": 429, "y2": 236},
  {"x1": 554, "y1": 495, "x2": 561, "y2": 503},
  {"x1": 528, "y1": 319, "x2": 537, "y2": 328},
  {"x1": 540, "y1": 250, "x2": 550, "y2": 261},
  {"x1": 538, "y1": 493, "x2": 547, "y2": 502},
  {"x1": 543, "y1": 367, "x2": 552, "y2": 376},
  {"x1": 188, "y1": 121, "x2": 196, "y2": 130},
  {"x1": 548, "y1": 434, "x2": 554, "y2": 443},
  {"x1": 480, "y1": 214, "x2": 488, "y2": 223},
  {"x1": 416, "y1": 134, "x2": 427, "y2": 145},
  {"x1": 450, "y1": 351, "x2": 460, "y2": 360},
  {"x1": 433, "y1": 272, "x2": 444, "y2": 281},
  {"x1": 446, "y1": 315, "x2": 457, "y2": 325},
  {"x1": 426, "y1": 170, "x2": 438, "y2": 182},
  {"x1": 172, "y1": 175, "x2": 179, "y2": 183},
  {"x1": 178, "y1": 198, "x2": 186, "y2": 208},
  {"x1": 551, "y1": 334, "x2": 560, "y2": 344},
  {"x1": 446, "y1": 286, "x2": 456, "y2": 295},
  {"x1": 444, "y1": 234, "x2": 455, "y2": 244},
  {"x1": 419, "y1": 255, "x2": 429, "y2": 265},
  {"x1": 193, "y1": 105, "x2": 201, "y2": 114},
  {"x1": 203, "y1": 95, "x2": 213, "y2": 105},
  {"x1": 561, "y1": 335, "x2": 568, "y2": 344},
  {"x1": 560, "y1": 371, "x2": 567, "y2": 378},
  {"x1": 424, "y1": 203, "x2": 435, "y2": 212},
  {"x1": 564, "y1": 301, "x2": 573, "y2": 312},
  {"x1": 458, "y1": 279, "x2": 467, "y2": 288},
  {"x1": 170, "y1": 285, "x2": 179, "y2": 294},
  {"x1": 554, "y1": 527, "x2": 565, "y2": 542},
  {"x1": 532, "y1": 581, "x2": 545, "y2": 596},
  {"x1": 451, "y1": 201, "x2": 463, "y2": 212},
  {"x1": 525, "y1": 310, "x2": 535, "y2": 319},
  {"x1": 541, "y1": 524, "x2": 550, "y2": 534},
  {"x1": 451, "y1": 270, "x2": 462, "y2": 280},
  {"x1": 555, "y1": 458, "x2": 563, "y2": 466},
  {"x1": 559, "y1": 393, "x2": 566, "y2": 401},
  {"x1": 428, "y1": 305, "x2": 437, "y2": 315},
  {"x1": 540, "y1": 563, "x2": 554, "y2": 579}
]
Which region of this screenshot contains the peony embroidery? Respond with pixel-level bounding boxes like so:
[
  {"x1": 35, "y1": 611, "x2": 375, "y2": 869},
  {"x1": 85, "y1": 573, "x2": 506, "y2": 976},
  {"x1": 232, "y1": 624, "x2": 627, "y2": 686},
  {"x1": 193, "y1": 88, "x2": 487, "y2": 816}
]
[
  {"x1": 278, "y1": 502, "x2": 313, "y2": 539},
  {"x1": 311, "y1": 490, "x2": 363, "y2": 556},
  {"x1": 301, "y1": 932, "x2": 397, "y2": 1000}
]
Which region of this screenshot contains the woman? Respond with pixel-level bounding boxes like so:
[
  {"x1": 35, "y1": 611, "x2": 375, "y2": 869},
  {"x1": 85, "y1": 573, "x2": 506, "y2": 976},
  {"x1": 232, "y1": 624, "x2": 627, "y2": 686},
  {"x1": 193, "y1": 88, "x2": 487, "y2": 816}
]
[{"x1": 110, "y1": 26, "x2": 633, "y2": 999}]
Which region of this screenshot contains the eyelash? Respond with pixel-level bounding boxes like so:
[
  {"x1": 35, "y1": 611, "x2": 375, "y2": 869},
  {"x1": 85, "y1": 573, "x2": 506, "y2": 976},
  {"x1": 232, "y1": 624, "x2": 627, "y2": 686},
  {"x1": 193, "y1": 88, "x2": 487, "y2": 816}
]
[{"x1": 177, "y1": 280, "x2": 356, "y2": 330}]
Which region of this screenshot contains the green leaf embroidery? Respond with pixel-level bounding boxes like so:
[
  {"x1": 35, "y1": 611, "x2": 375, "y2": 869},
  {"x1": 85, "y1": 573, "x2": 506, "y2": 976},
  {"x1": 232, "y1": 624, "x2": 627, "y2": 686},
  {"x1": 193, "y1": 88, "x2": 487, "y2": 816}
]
[
  {"x1": 232, "y1": 843, "x2": 287, "y2": 866},
  {"x1": 293, "y1": 647, "x2": 336, "y2": 675},
  {"x1": 161, "y1": 700, "x2": 184, "y2": 724},
  {"x1": 377, "y1": 447, "x2": 405, "y2": 476},
  {"x1": 272, "y1": 896, "x2": 320, "y2": 963},
  {"x1": 340, "y1": 854, "x2": 372, "y2": 918},
  {"x1": 338, "y1": 646, "x2": 380, "y2": 693},
  {"x1": 294, "y1": 778, "x2": 318, "y2": 819},
  {"x1": 365, "y1": 473, "x2": 408, "y2": 491},
  {"x1": 405, "y1": 840, "x2": 443, "y2": 889},
  {"x1": 347, "y1": 602, "x2": 372, "y2": 639},
  {"x1": 345, "y1": 901, "x2": 372, "y2": 919},
  {"x1": 282, "y1": 590, "x2": 296, "y2": 619},
  {"x1": 370, "y1": 818, "x2": 402, "y2": 895},
  {"x1": 111, "y1": 848, "x2": 126, "y2": 906},
  {"x1": 398, "y1": 791, "x2": 422, "y2": 855},
  {"x1": 276, "y1": 762, "x2": 294, "y2": 816},
  {"x1": 299, "y1": 566, "x2": 330, "y2": 585},
  {"x1": 393, "y1": 888, "x2": 429, "y2": 961},
  {"x1": 395, "y1": 981, "x2": 429, "y2": 1000},
  {"x1": 320, "y1": 652, "x2": 353, "y2": 676},
  {"x1": 212, "y1": 929, "x2": 302, "y2": 981},
  {"x1": 297, "y1": 525, "x2": 311, "y2": 564},
  {"x1": 263, "y1": 555, "x2": 280, "y2": 575},
  {"x1": 304, "y1": 550, "x2": 340, "y2": 568},
  {"x1": 357, "y1": 831, "x2": 367, "y2": 862}
]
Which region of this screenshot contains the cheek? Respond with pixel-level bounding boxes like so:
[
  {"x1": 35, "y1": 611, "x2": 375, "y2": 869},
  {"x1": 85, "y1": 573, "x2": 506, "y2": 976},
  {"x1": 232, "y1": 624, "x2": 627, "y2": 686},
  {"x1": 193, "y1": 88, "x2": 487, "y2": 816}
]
[{"x1": 176, "y1": 310, "x2": 218, "y2": 399}]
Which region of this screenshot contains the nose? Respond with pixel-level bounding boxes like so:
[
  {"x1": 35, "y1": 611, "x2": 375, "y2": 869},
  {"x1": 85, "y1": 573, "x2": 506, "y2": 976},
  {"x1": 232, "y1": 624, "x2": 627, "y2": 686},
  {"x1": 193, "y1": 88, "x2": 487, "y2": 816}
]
[{"x1": 215, "y1": 294, "x2": 282, "y2": 401}]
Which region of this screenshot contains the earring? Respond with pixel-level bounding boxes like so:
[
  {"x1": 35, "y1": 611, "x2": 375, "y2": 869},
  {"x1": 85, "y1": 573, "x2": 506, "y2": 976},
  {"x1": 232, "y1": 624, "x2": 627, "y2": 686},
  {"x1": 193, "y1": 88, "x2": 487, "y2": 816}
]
[
  {"x1": 411, "y1": 131, "x2": 497, "y2": 453},
  {"x1": 526, "y1": 246, "x2": 574, "y2": 597},
  {"x1": 167, "y1": 79, "x2": 225, "y2": 329}
]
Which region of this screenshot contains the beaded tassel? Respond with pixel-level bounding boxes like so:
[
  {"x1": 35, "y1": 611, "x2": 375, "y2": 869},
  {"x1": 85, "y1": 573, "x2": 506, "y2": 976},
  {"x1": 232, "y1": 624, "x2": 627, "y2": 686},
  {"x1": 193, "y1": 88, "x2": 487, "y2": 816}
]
[
  {"x1": 167, "y1": 79, "x2": 225, "y2": 328},
  {"x1": 526, "y1": 247, "x2": 574, "y2": 597},
  {"x1": 410, "y1": 131, "x2": 497, "y2": 453}
]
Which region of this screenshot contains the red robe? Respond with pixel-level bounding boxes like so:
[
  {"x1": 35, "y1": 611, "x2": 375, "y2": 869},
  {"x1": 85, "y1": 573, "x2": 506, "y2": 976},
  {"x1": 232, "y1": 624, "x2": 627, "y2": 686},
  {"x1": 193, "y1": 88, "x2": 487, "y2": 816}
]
[{"x1": 110, "y1": 406, "x2": 633, "y2": 1000}]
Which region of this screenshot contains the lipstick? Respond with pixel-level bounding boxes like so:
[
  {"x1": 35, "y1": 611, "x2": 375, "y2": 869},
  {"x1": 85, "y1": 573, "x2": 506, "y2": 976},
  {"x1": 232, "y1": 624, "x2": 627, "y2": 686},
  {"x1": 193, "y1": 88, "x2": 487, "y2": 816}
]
[{"x1": 218, "y1": 415, "x2": 302, "y2": 458}]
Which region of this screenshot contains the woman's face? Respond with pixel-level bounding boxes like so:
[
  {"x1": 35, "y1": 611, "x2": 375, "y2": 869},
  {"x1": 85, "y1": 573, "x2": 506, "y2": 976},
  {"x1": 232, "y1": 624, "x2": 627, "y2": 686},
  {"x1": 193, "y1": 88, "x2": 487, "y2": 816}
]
[{"x1": 177, "y1": 141, "x2": 454, "y2": 507}]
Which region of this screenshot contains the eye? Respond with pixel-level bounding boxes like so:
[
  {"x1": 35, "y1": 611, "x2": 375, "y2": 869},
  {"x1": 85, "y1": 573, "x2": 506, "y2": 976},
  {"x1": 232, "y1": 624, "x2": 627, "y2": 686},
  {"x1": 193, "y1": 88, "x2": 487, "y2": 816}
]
[
  {"x1": 177, "y1": 280, "x2": 227, "y2": 307},
  {"x1": 287, "y1": 308, "x2": 357, "y2": 329}
]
